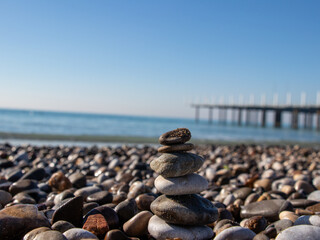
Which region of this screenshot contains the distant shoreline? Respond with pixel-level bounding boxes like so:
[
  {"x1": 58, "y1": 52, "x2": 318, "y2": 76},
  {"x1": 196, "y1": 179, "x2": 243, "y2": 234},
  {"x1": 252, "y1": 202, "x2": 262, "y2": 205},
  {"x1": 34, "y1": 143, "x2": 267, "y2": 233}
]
[{"x1": 0, "y1": 131, "x2": 319, "y2": 147}]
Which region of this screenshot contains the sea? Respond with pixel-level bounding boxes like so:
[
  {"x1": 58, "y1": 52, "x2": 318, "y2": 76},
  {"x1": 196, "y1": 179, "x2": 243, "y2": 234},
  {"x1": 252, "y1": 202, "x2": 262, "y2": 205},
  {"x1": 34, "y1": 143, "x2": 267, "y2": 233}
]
[{"x1": 0, "y1": 108, "x2": 319, "y2": 144}]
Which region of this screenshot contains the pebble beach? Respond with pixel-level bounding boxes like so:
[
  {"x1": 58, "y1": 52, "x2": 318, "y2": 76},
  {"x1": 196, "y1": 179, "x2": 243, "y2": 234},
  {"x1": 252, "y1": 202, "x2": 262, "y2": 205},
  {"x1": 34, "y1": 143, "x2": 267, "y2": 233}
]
[
  {"x1": 1, "y1": 129, "x2": 320, "y2": 240},
  {"x1": 2, "y1": 0, "x2": 319, "y2": 239}
]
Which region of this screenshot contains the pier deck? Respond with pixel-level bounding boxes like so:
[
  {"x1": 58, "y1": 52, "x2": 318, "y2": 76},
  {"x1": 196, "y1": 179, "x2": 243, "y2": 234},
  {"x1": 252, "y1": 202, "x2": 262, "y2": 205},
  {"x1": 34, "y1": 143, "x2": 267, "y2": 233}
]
[{"x1": 191, "y1": 104, "x2": 320, "y2": 130}]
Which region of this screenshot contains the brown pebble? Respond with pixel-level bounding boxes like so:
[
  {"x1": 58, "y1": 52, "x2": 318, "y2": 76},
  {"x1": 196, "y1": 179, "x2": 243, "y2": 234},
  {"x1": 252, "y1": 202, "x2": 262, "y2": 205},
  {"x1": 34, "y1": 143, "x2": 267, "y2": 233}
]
[
  {"x1": 135, "y1": 194, "x2": 155, "y2": 211},
  {"x1": 127, "y1": 182, "x2": 148, "y2": 200},
  {"x1": 243, "y1": 216, "x2": 267, "y2": 234},
  {"x1": 226, "y1": 204, "x2": 241, "y2": 221},
  {"x1": 48, "y1": 171, "x2": 72, "y2": 192},
  {"x1": 123, "y1": 210, "x2": 153, "y2": 237},
  {"x1": 306, "y1": 203, "x2": 320, "y2": 212},
  {"x1": 254, "y1": 179, "x2": 272, "y2": 191},
  {"x1": 308, "y1": 162, "x2": 317, "y2": 171},
  {"x1": 257, "y1": 192, "x2": 272, "y2": 202},
  {"x1": 280, "y1": 185, "x2": 295, "y2": 196},
  {"x1": 295, "y1": 208, "x2": 314, "y2": 215},
  {"x1": 0, "y1": 204, "x2": 51, "y2": 239},
  {"x1": 294, "y1": 180, "x2": 315, "y2": 194},
  {"x1": 244, "y1": 193, "x2": 260, "y2": 206},
  {"x1": 112, "y1": 192, "x2": 127, "y2": 204},
  {"x1": 279, "y1": 211, "x2": 299, "y2": 222},
  {"x1": 245, "y1": 174, "x2": 260, "y2": 188},
  {"x1": 82, "y1": 213, "x2": 109, "y2": 238},
  {"x1": 104, "y1": 229, "x2": 131, "y2": 240}
]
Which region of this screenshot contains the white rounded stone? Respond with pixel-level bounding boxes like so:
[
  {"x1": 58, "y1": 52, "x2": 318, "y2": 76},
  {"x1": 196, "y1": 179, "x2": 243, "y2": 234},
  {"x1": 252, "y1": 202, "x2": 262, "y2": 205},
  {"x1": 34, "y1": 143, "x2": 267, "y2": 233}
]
[
  {"x1": 154, "y1": 173, "x2": 208, "y2": 195},
  {"x1": 205, "y1": 168, "x2": 216, "y2": 182},
  {"x1": 148, "y1": 215, "x2": 213, "y2": 240}
]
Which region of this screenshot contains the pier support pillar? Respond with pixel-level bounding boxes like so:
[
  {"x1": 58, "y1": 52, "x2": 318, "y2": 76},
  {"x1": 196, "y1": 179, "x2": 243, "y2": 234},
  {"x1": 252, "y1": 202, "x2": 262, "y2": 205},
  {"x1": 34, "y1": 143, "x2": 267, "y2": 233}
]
[
  {"x1": 246, "y1": 110, "x2": 250, "y2": 126},
  {"x1": 195, "y1": 107, "x2": 200, "y2": 123},
  {"x1": 307, "y1": 113, "x2": 313, "y2": 129},
  {"x1": 221, "y1": 109, "x2": 226, "y2": 125},
  {"x1": 317, "y1": 111, "x2": 320, "y2": 131},
  {"x1": 291, "y1": 110, "x2": 299, "y2": 129},
  {"x1": 218, "y1": 108, "x2": 222, "y2": 123},
  {"x1": 208, "y1": 107, "x2": 213, "y2": 124},
  {"x1": 261, "y1": 110, "x2": 266, "y2": 127},
  {"x1": 224, "y1": 109, "x2": 227, "y2": 125},
  {"x1": 304, "y1": 113, "x2": 308, "y2": 129},
  {"x1": 274, "y1": 110, "x2": 282, "y2": 128},
  {"x1": 254, "y1": 110, "x2": 258, "y2": 127},
  {"x1": 238, "y1": 109, "x2": 242, "y2": 126},
  {"x1": 231, "y1": 109, "x2": 235, "y2": 124}
]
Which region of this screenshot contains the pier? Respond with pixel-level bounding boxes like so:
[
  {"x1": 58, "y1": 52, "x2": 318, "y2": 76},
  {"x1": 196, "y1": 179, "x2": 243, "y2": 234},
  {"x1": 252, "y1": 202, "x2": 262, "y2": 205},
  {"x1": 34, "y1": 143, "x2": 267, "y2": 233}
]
[{"x1": 191, "y1": 93, "x2": 320, "y2": 130}]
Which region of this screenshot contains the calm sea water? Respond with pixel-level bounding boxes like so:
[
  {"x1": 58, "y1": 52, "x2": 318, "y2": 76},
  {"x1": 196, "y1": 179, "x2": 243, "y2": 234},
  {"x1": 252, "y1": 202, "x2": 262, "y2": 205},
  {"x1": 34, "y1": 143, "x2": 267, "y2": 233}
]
[{"x1": 0, "y1": 108, "x2": 319, "y2": 143}]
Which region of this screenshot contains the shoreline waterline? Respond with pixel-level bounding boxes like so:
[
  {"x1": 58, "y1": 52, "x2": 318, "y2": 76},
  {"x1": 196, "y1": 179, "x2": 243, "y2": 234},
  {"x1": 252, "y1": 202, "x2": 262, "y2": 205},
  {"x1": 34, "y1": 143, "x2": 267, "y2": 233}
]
[{"x1": 0, "y1": 131, "x2": 319, "y2": 147}]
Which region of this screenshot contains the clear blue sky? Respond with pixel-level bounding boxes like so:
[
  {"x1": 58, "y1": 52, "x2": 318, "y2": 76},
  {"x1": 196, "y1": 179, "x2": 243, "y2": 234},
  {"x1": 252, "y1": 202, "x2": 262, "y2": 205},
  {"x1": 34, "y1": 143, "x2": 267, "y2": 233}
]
[{"x1": 0, "y1": 1, "x2": 319, "y2": 118}]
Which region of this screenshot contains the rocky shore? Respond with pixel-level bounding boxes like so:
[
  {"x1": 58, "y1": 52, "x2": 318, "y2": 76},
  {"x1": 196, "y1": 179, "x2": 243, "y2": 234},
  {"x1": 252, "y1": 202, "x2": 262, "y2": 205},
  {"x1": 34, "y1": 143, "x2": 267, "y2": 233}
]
[{"x1": 0, "y1": 137, "x2": 320, "y2": 239}]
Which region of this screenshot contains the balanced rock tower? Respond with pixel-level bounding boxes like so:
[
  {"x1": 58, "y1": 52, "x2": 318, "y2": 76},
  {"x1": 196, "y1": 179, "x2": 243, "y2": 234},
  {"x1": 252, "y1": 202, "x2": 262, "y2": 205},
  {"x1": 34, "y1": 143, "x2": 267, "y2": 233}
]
[{"x1": 148, "y1": 128, "x2": 218, "y2": 240}]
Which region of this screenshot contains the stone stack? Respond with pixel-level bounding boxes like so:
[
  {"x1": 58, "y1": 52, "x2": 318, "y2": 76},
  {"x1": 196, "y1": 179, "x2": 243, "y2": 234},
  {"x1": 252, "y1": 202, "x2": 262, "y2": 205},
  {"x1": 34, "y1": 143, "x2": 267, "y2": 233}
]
[{"x1": 148, "y1": 128, "x2": 218, "y2": 240}]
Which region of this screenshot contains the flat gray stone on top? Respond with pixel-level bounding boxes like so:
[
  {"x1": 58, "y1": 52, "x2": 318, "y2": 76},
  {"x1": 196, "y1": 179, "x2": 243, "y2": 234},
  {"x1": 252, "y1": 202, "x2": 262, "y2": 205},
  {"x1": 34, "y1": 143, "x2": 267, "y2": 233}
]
[
  {"x1": 154, "y1": 173, "x2": 208, "y2": 195},
  {"x1": 275, "y1": 225, "x2": 320, "y2": 240},
  {"x1": 148, "y1": 215, "x2": 213, "y2": 240}
]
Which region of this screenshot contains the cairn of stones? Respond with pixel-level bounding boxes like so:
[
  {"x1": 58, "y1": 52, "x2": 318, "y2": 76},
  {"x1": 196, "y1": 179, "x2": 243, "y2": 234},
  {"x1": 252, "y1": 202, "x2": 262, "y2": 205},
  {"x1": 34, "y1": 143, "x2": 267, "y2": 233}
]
[{"x1": 148, "y1": 128, "x2": 218, "y2": 240}]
